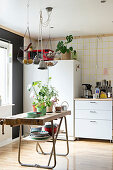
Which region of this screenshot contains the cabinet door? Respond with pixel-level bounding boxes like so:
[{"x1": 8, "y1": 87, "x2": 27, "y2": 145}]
[
  {"x1": 75, "y1": 101, "x2": 112, "y2": 111},
  {"x1": 75, "y1": 119, "x2": 112, "y2": 140},
  {"x1": 75, "y1": 110, "x2": 112, "y2": 120}
]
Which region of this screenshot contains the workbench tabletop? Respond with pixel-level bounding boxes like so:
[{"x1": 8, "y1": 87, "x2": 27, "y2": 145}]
[{"x1": 0, "y1": 111, "x2": 71, "y2": 126}]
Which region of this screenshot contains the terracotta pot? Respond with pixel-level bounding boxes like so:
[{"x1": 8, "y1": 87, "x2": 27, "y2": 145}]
[
  {"x1": 32, "y1": 105, "x2": 37, "y2": 112},
  {"x1": 46, "y1": 104, "x2": 53, "y2": 113},
  {"x1": 61, "y1": 51, "x2": 71, "y2": 60}
]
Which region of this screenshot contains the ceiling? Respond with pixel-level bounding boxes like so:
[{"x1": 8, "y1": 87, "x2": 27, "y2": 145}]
[{"x1": 0, "y1": 0, "x2": 113, "y2": 39}]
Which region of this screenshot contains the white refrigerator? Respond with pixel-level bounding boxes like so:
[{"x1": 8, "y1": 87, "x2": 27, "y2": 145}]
[{"x1": 49, "y1": 60, "x2": 81, "y2": 140}]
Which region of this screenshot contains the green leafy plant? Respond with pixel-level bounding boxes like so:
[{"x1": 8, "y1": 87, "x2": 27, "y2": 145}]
[
  {"x1": 27, "y1": 78, "x2": 58, "y2": 110},
  {"x1": 56, "y1": 35, "x2": 76, "y2": 55}
]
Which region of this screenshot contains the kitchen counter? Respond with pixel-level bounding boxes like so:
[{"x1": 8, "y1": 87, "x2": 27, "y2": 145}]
[
  {"x1": 74, "y1": 98, "x2": 113, "y2": 101},
  {"x1": 74, "y1": 98, "x2": 113, "y2": 141}
]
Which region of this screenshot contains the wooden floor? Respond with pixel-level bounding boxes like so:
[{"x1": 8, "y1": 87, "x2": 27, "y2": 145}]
[{"x1": 0, "y1": 139, "x2": 113, "y2": 170}]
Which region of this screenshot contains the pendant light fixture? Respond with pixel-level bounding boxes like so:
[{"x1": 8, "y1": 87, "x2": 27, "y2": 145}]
[
  {"x1": 38, "y1": 8, "x2": 53, "y2": 70},
  {"x1": 17, "y1": 0, "x2": 33, "y2": 65},
  {"x1": 17, "y1": 4, "x2": 57, "y2": 69},
  {"x1": 44, "y1": 26, "x2": 58, "y2": 66},
  {"x1": 38, "y1": 59, "x2": 47, "y2": 69}
]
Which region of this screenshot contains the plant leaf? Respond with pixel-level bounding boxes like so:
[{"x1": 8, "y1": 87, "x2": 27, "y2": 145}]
[
  {"x1": 66, "y1": 35, "x2": 73, "y2": 43},
  {"x1": 67, "y1": 49, "x2": 70, "y2": 53},
  {"x1": 69, "y1": 47, "x2": 73, "y2": 51},
  {"x1": 73, "y1": 50, "x2": 76, "y2": 55}
]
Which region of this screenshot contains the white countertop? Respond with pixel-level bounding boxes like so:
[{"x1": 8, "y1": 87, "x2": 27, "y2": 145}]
[{"x1": 74, "y1": 98, "x2": 113, "y2": 101}]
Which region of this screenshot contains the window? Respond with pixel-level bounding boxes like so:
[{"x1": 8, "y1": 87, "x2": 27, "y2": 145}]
[{"x1": 0, "y1": 40, "x2": 12, "y2": 105}]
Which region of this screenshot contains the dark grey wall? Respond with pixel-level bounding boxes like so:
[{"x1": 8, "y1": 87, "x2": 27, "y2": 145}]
[{"x1": 0, "y1": 28, "x2": 23, "y2": 139}]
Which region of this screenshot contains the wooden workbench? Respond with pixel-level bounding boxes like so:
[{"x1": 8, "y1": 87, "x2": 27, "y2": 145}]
[{"x1": 0, "y1": 111, "x2": 71, "y2": 169}]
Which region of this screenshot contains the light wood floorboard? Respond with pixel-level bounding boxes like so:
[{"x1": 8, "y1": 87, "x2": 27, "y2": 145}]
[{"x1": 0, "y1": 139, "x2": 113, "y2": 170}]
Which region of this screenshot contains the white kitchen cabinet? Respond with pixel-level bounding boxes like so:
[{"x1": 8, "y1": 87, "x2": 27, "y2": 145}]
[{"x1": 75, "y1": 99, "x2": 112, "y2": 141}]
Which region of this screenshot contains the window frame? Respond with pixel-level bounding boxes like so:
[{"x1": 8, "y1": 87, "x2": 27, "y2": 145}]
[{"x1": 0, "y1": 40, "x2": 12, "y2": 105}]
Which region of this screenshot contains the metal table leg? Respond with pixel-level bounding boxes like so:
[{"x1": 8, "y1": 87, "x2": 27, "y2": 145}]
[
  {"x1": 36, "y1": 116, "x2": 69, "y2": 158},
  {"x1": 18, "y1": 121, "x2": 56, "y2": 169}
]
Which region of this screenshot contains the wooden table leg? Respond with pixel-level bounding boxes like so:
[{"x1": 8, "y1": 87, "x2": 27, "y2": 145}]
[
  {"x1": 18, "y1": 125, "x2": 22, "y2": 165},
  {"x1": 18, "y1": 123, "x2": 56, "y2": 169},
  {"x1": 36, "y1": 116, "x2": 69, "y2": 158}
]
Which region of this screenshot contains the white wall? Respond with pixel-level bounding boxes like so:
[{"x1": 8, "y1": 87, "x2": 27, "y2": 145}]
[{"x1": 43, "y1": 36, "x2": 113, "y2": 94}]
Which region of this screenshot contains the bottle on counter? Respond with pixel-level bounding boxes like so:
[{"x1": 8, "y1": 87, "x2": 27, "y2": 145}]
[
  {"x1": 107, "y1": 87, "x2": 111, "y2": 98},
  {"x1": 109, "y1": 80, "x2": 111, "y2": 87},
  {"x1": 108, "y1": 80, "x2": 112, "y2": 98},
  {"x1": 95, "y1": 87, "x2": 100, "y2": 99}
]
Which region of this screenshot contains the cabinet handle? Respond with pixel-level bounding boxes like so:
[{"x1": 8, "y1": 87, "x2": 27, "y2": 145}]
[
  {"x1": 90, "y1": 121, "x2": 96, "y2": 123},
  {"x1": 90, "y1": 111, "x2": 97, "y2": 113},
  {"x1": 90, "y1": 102, "x2": 96, "y2": 104}
]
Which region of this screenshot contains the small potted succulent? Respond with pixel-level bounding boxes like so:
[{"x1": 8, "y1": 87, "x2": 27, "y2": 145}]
[
  {"x1": 55, "y1": 35, "x2": 76, "y2": 60},
  {"x1": 27, "y1": 78, "x2": 58, "y2": 114}
]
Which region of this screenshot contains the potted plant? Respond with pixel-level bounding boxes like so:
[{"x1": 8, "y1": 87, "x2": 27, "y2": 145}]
[
  {"x1": 27, "y1": 78, "x2": 58, "y2": 114},
  {"x1": 55, "y1": 35, "x2": 76, "y2": 60}
]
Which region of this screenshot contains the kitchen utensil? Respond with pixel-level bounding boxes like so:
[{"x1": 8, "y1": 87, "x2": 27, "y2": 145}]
[
  {"x1": 82, "y1": 84, "x2": 92, "y2": 98},
  {"x1": 55, "y1": 106, "x2": 61, "y2": 112},
  {"x1": 44, "y1": 124, "x2": 58, "y2": 136},
  {"x1": 30, "y1": 127, "x2": 42, "y2": 133},
  {"x1": 33, "y1": 55, "x2": 40, "y2": 64},
  {"x1": 102, "y1": 80, "x2": 107, "y2": 87},
  {"x1": 30, "y1": 135, "x2": 50, "y2": 140},
  {"x1": 26, "y1": 112, "x2": 45, "y2": 118},
  {"x1": 96, "y1": 82, "x2": 101, "y2": 88},
  {"x1": 30, "y1": 130, "x2": 49, "y2": 140},
  {"x1": 61, "y1": 101, "x2": 69, "y2": 111},
  {"x1": 38, "y1": 60, "x2": 47, "y2": 69},
  {"x1": 40, "y1": 131, "x2": 49, "y2": 135},
  {"x1": 30, "y1": 130, "x2": 50, "y2": 140}
]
